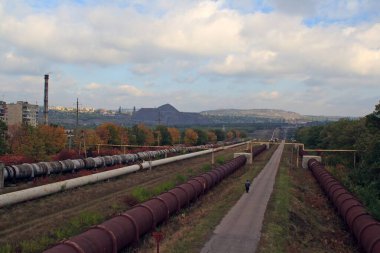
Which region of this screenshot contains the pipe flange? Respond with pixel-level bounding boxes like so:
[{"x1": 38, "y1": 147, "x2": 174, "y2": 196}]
[
  {"x1": 92, "y1": 225, "x2": 117, "y2": 253},
  {"x1": 62, "y1": 240, "x2": 85, "y2": 253}
]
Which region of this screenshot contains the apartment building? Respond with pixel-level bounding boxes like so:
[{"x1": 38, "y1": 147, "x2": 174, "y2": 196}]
[{"x1": 7, "y1": 101, "x2": 39, "y2": 127}]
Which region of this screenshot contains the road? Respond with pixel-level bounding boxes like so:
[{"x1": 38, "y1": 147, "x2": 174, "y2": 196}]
[{"x1": 201, "y1": 142, "x2": 285, "y2": 253}]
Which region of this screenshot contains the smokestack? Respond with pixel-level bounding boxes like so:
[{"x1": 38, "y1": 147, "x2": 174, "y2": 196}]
[{"x1": 44, "y1": 74, "x2": 49, "y2": 125}]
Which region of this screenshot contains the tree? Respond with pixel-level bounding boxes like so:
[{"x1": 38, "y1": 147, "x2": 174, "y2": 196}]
[
  {"x1": 131, "y1": 124, "x2": 154, "y2": 145},
  {"x1": 96, "y1": 123, "x2": 123, "y2": 145},
  {"x1": 0, "y1": 120, "x2": 7, "y2": 155},
  {"x1": 168, "y1": 127, "x2": 180, "y2": 144},
  {"x1": 8, "y1": 124, "x2": 47, "y2": 161},
  {"x1": 194, "y1": 129, "x2": 208, "y2": 145},
  {"x1": 207, "y1": 130, "x2": 217, "y2": 144},
  {"x1": 95, "y1": 123, "x2": 128, "y2": 146},
  {"x1": 184, "y1": 128, "x2": 198, "y2": 145},
  {"x1": 214, "y1": 129, "x2": 226, "y2": 141},
  {"x1": 155, "y1": 125, "x2": 172, "y2": 145},
  {"x1": 38, "y1": 125, "x2": 66, "y2": 155},
  {"x1": 226, "y1": 131, "x2": 234, "y2": 141}
]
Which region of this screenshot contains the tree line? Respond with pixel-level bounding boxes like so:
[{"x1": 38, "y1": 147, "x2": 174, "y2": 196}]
[
  {"x1": 296, "y1": 102, "x2": 380, "y2": 219},
  {"x1": 0, "y1": 122, "x2": 246, "y2": 161}
]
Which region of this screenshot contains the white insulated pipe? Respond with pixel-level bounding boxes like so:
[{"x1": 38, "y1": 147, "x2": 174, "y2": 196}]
[{"x1": 0, "y1": 142, "x2": 246, "y2": 208}]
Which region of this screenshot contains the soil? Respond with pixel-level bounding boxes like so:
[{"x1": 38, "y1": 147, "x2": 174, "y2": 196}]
[
  {"x1": 286, "y1": 155, "x2": 361, "y2": 252},
  {"x1": 0, "y1": 145, "x2": 245, "y2": 249}
]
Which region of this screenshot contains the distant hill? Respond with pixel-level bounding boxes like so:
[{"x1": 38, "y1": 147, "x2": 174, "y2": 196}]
[
  {"x1": 201, "y1": 109, "x2": 303, "y2": 120},
  {"x1": 201, "y1": 108, "x2": 345, "y2": 123},
  {"x1": 43, "y1": 105, "x2": 345, "y2": 128},
  {"x1": 131, "y1": 104, "x2": 210, "y2": 125}
]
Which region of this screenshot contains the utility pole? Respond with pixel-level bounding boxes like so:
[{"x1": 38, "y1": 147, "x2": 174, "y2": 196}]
[
  {"x1": 43, "y1": 74, "x2": 49, "y2": 125},
  {"x1": 76, "y1": 98, "x2": 79, "y2": 129}
]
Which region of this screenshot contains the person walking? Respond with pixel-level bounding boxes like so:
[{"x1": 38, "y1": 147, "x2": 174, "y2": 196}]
[{"x1": 245, "y1": 179, "x2": 251, "y2": 193}]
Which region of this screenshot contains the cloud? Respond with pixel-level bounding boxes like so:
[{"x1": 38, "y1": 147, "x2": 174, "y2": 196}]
[
  {"x1": 85, "y1": 82, "x2": 102, "y2": 90},
  {"x1": 258, "y1": 91, "x2": 280, "y2": 99},
  {"x1": 0, "y1": 1, "x2": 379, "y2": 116},
  {"x1": 118, "y1": 84, "x2": 145, "y2": 96}
]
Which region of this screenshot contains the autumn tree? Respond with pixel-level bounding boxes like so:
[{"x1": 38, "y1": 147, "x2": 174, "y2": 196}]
[
  {"x1": 38, "y1": 125, "x2": 66, "y2": 155},
  {"x1": 168, "y1": 127, "x2": 181, "y2": 144},
  {"x1": 8, "y1": 124, "x2": 47, "y2": 161},
  {"x1": 130, "y1": 124, "x2": 154, "y2": 145},
  {"x1": 207, "y1": 130, "x2": 217, "y2": 144},
  {"x1": 95, "y1": 122, "x2": 128, "y2": 146},
  {"x1": 226, "y1": 131, "x2": 234, "y2": 141},
  {"x1": 184, "y1": 128, "x2": 198, "y2": 145}
]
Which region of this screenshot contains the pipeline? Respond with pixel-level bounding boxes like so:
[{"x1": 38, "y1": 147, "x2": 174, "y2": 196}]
[
  {"x1": 43, "y1": 155, "x2": 248, "y2": 253},
  {"x1": 2, "y1": 144, "x2": 217, "y2": 182},
  {"x1": 0, "y1": 142, "x2": 246, "y2": 208},
  {"x1": 252, "y1": 144, "x2": 267, "y2": 157},
  {"x1": 308, "y1": 159, "x2": 380, "y2": 253}
]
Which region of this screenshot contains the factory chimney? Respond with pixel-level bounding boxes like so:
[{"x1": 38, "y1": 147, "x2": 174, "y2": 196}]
[{"x1": 44, "y1": 74, "x2": 49, "y2": 125}]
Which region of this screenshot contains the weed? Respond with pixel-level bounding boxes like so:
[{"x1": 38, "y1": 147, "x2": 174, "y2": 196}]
[
  {"x1": 216, "y1": 156, "x2": 225, "y2": 165},
  {"x1": 152, "y1": 181, "x2": 176, "y2": 196},
  {"x1": 0, "y1": 244, "x2": 12, "y2": 253},
  {"x1": 131, "y1": 186, "x2": 151, "y2": 202},
  {"x1": 201, "y1": 164, "x2": 211, "y2": 172},
  {"x1": 175, "y1": 174, "x2": 187, "y2": 184}
]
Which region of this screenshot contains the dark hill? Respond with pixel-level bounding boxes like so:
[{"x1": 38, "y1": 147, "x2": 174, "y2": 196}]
[{"x1": 131, "y1": 104, "x2": 210, "y2": 125}]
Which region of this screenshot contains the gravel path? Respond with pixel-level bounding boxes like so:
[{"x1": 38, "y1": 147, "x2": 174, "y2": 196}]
[{"x1": 201, "y1": 142, "x2": 285, "y2": 253}]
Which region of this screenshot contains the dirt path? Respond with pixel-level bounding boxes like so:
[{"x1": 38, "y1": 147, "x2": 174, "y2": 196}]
[{"x1": 201, "y1": 142, "x2": 284, "y2": 253}]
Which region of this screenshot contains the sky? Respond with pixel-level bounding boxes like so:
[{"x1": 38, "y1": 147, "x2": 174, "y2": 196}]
[{"x1": 0, "y1": 0, "x2": 379, "y2": 117}]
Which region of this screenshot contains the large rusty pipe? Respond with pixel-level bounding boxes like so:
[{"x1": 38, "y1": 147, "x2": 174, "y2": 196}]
[
  {"x1": 43, "y1": 155, "x2": 248, "y2": 253},
  {"x1": 308, "y1": 159, "x2": 380, "y2": 253}
]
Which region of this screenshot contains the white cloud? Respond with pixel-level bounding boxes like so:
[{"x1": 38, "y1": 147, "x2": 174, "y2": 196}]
[
  {"x1": 0, "y1": 1, "x2": 379, "y2": 116},
  {"x1": 258, "y1": 91, "x2": 280, "y2": 100},
  {"x1": 85, "y1": 82, "x2": 102, "y2": 90},
  {"x1": 118, "y1": 84, "x2": 145, "y2": 96}
]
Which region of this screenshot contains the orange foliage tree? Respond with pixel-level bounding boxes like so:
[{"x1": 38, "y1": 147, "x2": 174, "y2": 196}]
[
  {"x1": 168, "y1": 127, "x2": 181, "y2": 144},
  {"x1": 226, "y1": 131, "x2": 234, "y2": 140},
  {"x1": 95, "y1": 123, "x2": 128, "y2": 145},
  {"x1": 207, "y1": 131, "x2": 217, "y2": 144},
  {"x1": 184, "y1": 128, "x2": 198, "y2": 145},
  {"x1": 8, "y1": 124, "x2": 66, "y2": 161}
]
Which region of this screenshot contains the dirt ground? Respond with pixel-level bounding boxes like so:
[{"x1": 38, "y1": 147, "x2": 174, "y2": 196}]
[
  {"x1": 286, "y1": 165, "x2": 361, "y2": 253},
  {"x1": 0, "y1": 145, "x2": 245, "y2": 250}
]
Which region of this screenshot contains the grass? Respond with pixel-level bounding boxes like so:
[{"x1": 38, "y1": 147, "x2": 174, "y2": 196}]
[
  {"x1": 1, "y1": 211, "x2": 105, "y2": 253},
  {"x1": 258, "y1": 145, "x2": 360, "y2": 253},
  {"x1": 216, "y1": 156, "x2": 226, "y2": 165},
  {"x1": 130, "y1": 174, "x2": 188, "y2": 203},
  {"x1": 257, "y1": 146, "x2": 291, "y2": 253}
]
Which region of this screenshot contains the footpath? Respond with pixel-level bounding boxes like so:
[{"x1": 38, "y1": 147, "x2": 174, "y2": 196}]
[{"x1": 201, "y1": 142, "x2": 285, "y2": 253}]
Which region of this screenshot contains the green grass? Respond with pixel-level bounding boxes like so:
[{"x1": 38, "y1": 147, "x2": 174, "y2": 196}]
[
  {"x1": 201, "y1": 164, "x2": 211, "y2": 172},
  {"x1": 131, "y1": 186, "x2": 151, "y2": 202},
  {"x1": 0, "y1": 244, "x2": 12, "y2": 253},
  {"x1": 257, "y1": 163, "x2": 290, "y2": 253},
  {"x1": 216, "y1": 156, "x2": 226, "y2": 165},
  {"x1": 7, "y1": 211, "x2": 104, "y2": 253}
]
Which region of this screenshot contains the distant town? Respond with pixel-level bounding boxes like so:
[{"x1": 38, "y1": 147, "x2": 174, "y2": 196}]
[{"x1": 0, "y1": 99, "x2": 346, "y2": 130}]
